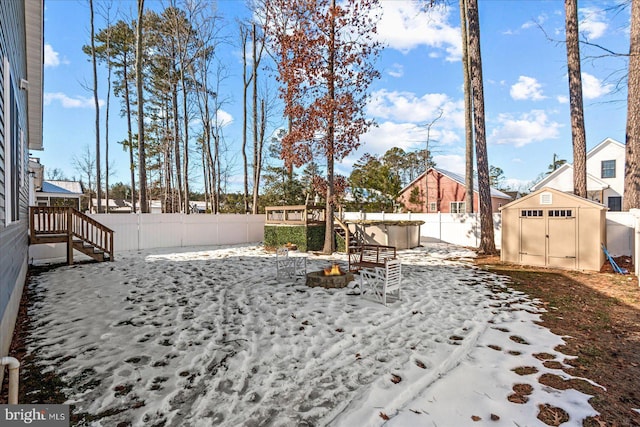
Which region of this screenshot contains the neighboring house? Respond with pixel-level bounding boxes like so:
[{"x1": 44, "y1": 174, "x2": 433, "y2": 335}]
[
  {"x1": 503, "y1": 190, "x2": 523, "y2": 200},
  {"x1": 531, "y1": 137, "x2": 625, "y2": 211},
  {"x1": 398, "y1": 167, "x2": 512, "y2": 213},
  {"x1": 0, "y1": 0, "x2": 44, "y2": 371},
  {"x1": 90, "y1": 198, "x2": 133, "y2": 213},
  {"x1": 149, "y1": 200, "x2": 210, "y2": 214},
  {"x1": 36, "y1": 180, "x2": 84, "y2": 209}
]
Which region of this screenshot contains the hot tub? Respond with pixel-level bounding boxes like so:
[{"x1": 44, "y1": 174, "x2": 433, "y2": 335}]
[{"x1": 347, "y1": 220, "x2": 423, "y2": 249}]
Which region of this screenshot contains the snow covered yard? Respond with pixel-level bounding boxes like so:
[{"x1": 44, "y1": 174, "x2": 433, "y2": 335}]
[{"x1": 25, "y1": 243, "x2": 599, "y2": 426}]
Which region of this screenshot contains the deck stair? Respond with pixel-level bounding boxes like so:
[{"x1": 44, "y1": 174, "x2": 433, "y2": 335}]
[{"x1": 29, "y1": 206, "x2": 114, "y2": 264}]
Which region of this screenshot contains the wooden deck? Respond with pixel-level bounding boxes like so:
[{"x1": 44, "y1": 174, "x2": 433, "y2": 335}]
[{"x1": 30, "y1": 206, "x2": 114, "y2": 264}]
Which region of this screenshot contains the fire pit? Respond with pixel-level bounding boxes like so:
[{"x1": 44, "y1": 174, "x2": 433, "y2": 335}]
[{"x1": 306, "y1": 263, "x2": 354, "y2": 288}]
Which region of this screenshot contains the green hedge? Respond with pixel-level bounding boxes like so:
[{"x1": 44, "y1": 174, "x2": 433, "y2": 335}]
[{"x1": 264, "y1": 224, "x2": 325, "y2": 252}]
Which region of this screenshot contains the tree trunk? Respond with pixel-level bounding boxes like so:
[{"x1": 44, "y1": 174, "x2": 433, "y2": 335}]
[
  {"x1": 624, "y1": 0, "x2": 640, "y2": 211},
  {"x1": 172, "y1": 83, "x2": 183, "y2": 212},
  {"x1": 466, "y1": 0, "x2": 496, "y2": 255},
  {"x1": 565, "y1": 0, "x2": 587, "y2": 198},
  {"x1": 89, "y1": 0, "x2": 102, "y2": 213},
  {"x1": 323, "y1": 0, "x2": 337, "y2": 255},
  {"x1": 123, "y1": 60, "x2": 136, "y2": 212},
  {"x1": 253, "y1": 99, "x2": 266, "y2": 214},
  {"x1": 136, "y1": 0, "x2": 148, "y2": 213},
  {"x1": 105, "y1": 21, "x2": 112, "y2": 213},
  {"x1": 252, "y1": 23, "x2": 260, "y2": 214},
  {"x1": 180, "y1": 77, "x2": 190, "y2": 214},
  {"x1": 241, "y1": 25, "x2": 250, "y2": 213},
  {"x1": 460, "y1": 0, "x2": 474, "y2": 213}
]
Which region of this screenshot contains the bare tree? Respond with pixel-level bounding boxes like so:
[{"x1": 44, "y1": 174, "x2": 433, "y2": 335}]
[
  {"x1": 89, "y1": 0, "x2": 102, "y2": 212},
  {"x1": 46, "y1": 167, "x2": 68, "y2": 180},
  {"x1": 251, "y1": 23, "x2": 268, "y2": 215},
  {"x1": 100, "y1": 2, "x2": 114, "y2": 211},
  {"x1": 466, "y1": 0, "x2": 496, "y2": 254},
  {"x1": 240, "y1": 22, "x2": 253, "y2": 213},
  {"x1": 73, "y1": 145, "x2": 96, "y2": 212},
  {"x1": 565, "y1": 0, "x2": 587, "y2": 198},
  {"x1": 624, "y1": 0, "x2": 640, "y2": 210}
]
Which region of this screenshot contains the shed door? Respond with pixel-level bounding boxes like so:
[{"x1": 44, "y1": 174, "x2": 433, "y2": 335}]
[
  {"x1": 547, "y1": 210, "x2": 576, "y2": 269},
  {"x1": 519, "y1": 210, "x2": 546, "y2": 266}
]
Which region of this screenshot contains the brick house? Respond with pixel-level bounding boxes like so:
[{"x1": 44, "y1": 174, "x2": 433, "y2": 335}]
[{"x1": 397, "y1": 168, "x2": 512, "y2": 213}]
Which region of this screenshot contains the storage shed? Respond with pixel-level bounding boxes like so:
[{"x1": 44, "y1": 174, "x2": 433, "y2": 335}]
[{"x1": 500, "y1": 187, "x2": 606, "y2": 271}]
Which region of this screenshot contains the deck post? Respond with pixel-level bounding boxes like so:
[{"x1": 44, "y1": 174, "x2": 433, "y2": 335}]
[{"x1": 67, "y1": 207, "x2": 73, "y2": 265}]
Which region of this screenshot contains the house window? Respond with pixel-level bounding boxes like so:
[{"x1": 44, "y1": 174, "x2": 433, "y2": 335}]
[
  {"x1": 4, "y1": 61, "x2": 21, "y2": 224},
  {"x1": 601, "y1": 160, "x2": 616, "y2": 178},
  {"x1": 450, "y1": 201, "x2": 465, "y2": 213},
  {"x1": 608, "y1": 196, "x2": 622, "y2": 212},
  {"x1": 429, "y1": 202, "x2": 436, "y2": 212}
]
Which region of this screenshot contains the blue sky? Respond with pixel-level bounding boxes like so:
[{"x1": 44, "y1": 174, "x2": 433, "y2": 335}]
[{"x1": 40, "y1": 0, "x2": 631, "y2": 192}]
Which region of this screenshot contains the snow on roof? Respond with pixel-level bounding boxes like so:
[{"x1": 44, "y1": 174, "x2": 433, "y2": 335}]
[{"x1": 40, "y1": 180, "x2": 83, "y2": 195}]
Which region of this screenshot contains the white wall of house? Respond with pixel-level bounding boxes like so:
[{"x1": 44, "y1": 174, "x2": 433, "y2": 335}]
[
  {"x1": 531, "y1": 138, "x2": 625, "y2": 210},
  {"x1": 586, "y1": 139, "x2": 625, "y2": 198}
]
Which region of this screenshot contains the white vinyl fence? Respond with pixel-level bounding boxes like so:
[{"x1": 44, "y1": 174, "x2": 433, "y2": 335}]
[
  {"x1": 342, "y1": 211, "x2": 634, "y2": 257},
  {"x1": 29, "y1": 210, "x2": 635, "y2": 265},
  {"x1": 29, "y1": 213, "x2": 265, "y2": 264}
]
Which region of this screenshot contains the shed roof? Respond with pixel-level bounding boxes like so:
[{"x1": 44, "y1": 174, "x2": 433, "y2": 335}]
[{"x1": 499, "y1": 187, "x2": 607, "y2": 211}]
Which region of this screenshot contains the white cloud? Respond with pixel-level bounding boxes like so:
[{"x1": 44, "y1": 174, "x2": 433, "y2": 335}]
[
  {"x1": 44, "y1": 92, "x2": 104, "y2": 108},
  {"x1": 367, "y1": 89, "x2": 464, "y2": 129},
  {"x1": 359, "y1": 121, "x2": 433, "y2": 155},
  {"x1": 510, "y1": 76, "x2": 546, "y2": 101},
  {"x1": 44, "y1": 44, "x2": 61, "y2": 68},
  {"x1": 521, "y1": 13, "x2": 547, "y2": 30},
  {"x1": 557, "y1": 95, "x2": 569, "y2": 104},
  {"x1": 387, "y1": 63, "x2": 404, "y2": 78},
  {"x1": 579, "y1": 7, "x2": 608, "y2": 39},
  {"x1": 216, "y1": 110, "x2": 234, "y2": 127},
  {"x1": 581, "y1": 72, "x2": 613, "y2": 99},
  {"x1": 432, "y1": 154, "x2": 465, "y2": 175},
  {"x1": 490, "y1": 110, "x2": 562, "y2": 147},
  {"x1": 376, "y1": 2, "x2": 460, "y2": 61}
]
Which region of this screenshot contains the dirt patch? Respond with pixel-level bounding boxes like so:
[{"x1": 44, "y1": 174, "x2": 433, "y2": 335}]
[{"x1": 476, "y1": 255, "x2": 640, "y2": 426}]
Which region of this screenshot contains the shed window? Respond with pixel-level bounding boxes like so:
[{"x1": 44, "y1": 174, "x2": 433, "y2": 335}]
[
  {"x1": 540, "y1": 193, "x2": 552, "y2": 205},
  {"x1": 548, "y1": 209, "x2": 573, "y2": 217},
  {"x1": 601, "y1": 160, "x2": 616, "y2": 178},
  {"x1": 521, "y1": 210, "x2": 543, "y2": 217}
]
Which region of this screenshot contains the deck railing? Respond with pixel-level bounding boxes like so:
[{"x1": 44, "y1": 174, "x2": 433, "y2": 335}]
[
  {"x1": 265, "y1": 205, "x2": 326, "y2": 225},
  {"x1": 30, "y1": 206, "x2": 114, "y2": 262}
]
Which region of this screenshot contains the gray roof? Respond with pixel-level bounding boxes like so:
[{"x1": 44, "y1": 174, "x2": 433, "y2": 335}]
[
  {"x1": 44, "y1": 180, "x2": 83, "y2": 194},
  {"x1": 432, "y1": 168, "x2": 512, "y2": 199},
  {"x1": 41, "y1": 181, "x2": 82, "y2": 195}
]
